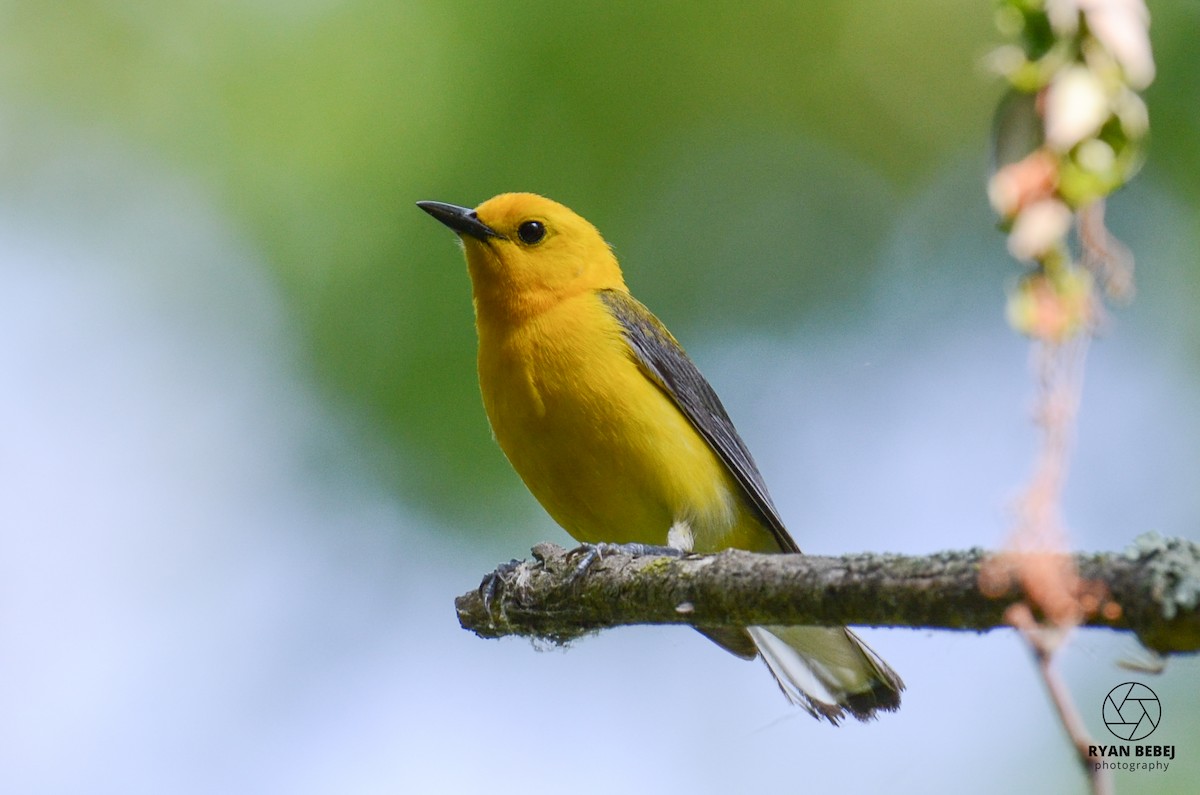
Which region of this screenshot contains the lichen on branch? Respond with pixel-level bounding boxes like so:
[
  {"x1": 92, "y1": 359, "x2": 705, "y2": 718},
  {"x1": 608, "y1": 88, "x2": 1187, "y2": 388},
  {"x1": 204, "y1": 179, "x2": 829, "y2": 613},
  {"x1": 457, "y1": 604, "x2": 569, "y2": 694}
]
[{"x1": 454, "y1": 534, "x2": 1200, "y2": 656}]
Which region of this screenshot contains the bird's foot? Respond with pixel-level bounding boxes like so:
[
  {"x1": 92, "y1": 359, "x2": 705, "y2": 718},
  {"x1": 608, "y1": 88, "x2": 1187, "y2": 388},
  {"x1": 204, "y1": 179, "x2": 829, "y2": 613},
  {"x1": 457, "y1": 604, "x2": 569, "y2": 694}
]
[{"x1": 566, "y1": 541, "x2": 685, "y2": 584}]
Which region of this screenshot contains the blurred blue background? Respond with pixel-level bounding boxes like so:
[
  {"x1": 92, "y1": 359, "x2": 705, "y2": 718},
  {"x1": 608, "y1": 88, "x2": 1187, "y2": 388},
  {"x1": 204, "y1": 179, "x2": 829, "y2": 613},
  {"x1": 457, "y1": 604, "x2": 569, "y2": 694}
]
[{"x1": 2, "y1": 3, "x2": 1198, "y2": 793}]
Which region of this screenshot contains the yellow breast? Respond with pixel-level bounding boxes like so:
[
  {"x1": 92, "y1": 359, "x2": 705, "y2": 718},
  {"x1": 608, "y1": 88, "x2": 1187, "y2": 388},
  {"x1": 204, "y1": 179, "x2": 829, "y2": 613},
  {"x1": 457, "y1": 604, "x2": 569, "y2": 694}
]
[{"x1": 475, "y1": 292, "x2": 754, "y2": 550}]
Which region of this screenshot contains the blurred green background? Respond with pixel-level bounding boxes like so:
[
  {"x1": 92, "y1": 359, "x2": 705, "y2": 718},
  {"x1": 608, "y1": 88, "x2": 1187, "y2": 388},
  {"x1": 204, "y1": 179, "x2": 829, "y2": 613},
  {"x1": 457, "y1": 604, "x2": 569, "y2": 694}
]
[{"x1": 2, "y1": 2, "x2": 1198, "y2": 794}]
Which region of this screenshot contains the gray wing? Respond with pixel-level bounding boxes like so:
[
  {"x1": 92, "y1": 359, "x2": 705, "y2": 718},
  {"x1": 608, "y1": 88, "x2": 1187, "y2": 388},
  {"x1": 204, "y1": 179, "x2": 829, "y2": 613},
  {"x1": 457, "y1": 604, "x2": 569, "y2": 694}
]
[{"x1": 599, "y1": 290, "x2": 800, "y2": 554}]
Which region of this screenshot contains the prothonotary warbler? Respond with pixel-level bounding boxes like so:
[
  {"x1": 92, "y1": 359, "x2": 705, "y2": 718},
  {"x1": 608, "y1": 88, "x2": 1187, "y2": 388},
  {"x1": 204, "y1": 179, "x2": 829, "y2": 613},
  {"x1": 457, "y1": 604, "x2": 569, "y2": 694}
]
[{"x1": 418, "y1": 192, "x2": 903, "y2": 723}]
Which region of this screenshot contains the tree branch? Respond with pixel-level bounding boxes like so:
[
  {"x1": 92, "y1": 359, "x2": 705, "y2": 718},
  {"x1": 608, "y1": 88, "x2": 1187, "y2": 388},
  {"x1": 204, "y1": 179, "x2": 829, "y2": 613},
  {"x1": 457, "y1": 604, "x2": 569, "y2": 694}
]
[{"x1": 454, "y1": 534, "x2": 1200, "y2": 655}]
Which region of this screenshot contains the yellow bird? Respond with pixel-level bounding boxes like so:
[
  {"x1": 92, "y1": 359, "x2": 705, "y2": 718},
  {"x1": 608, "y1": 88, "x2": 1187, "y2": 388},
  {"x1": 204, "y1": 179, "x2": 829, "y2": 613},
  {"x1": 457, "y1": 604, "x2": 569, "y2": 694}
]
[{"x1": 418, "y1": 192, "x2": 902, "y2": 723}]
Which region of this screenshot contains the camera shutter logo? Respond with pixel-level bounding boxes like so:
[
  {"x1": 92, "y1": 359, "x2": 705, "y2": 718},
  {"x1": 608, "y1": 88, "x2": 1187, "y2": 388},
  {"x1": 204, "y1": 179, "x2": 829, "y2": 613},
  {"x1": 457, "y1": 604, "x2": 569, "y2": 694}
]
[{"x1": 1103, "y1": 682, "x2": 1161, "y2": 741}]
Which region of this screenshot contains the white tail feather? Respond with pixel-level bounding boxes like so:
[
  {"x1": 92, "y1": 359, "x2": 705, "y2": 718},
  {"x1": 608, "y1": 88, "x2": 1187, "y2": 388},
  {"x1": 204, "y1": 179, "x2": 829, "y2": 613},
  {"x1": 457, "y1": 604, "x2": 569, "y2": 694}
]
[{"x1": 747, "y1": 625, "x2": 902, "y2": 723}]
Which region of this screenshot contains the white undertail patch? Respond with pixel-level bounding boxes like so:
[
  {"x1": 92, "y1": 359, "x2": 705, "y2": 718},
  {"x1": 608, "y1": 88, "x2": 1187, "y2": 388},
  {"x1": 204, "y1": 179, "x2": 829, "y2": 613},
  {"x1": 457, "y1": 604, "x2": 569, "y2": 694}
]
[{"x1": 666, "y1": 520, "x2": 695, "y2": 553}]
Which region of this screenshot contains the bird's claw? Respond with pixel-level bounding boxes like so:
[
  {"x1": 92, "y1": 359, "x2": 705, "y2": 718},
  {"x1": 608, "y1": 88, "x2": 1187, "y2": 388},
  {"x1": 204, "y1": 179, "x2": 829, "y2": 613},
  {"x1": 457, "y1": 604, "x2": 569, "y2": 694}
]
[
  {"x1": 566, "y1": 541, "x2": 684, "y2": 584},
  {"x1": 479, "y1": 558, "x2": 522, "y2": 617}
]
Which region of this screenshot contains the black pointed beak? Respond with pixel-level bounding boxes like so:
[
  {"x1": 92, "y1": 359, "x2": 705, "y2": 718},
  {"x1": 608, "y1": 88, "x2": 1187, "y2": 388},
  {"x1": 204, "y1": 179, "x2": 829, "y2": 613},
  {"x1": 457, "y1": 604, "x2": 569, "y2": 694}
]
[{"x1": 416, "y1": 200, "x2": 504, "y2": 241}]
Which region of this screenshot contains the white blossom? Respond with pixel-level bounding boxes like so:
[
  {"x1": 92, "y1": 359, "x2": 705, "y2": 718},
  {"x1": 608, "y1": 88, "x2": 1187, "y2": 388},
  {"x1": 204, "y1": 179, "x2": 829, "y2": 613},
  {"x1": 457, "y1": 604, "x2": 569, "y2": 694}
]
[
  {"x1": 1008, "y1": 199, "x2": 1074, "y2": 261},
  {"x1": 1080, "y1": 0, "x2": 1155, "y2": 89},
  {"x1": 1045, "y1": 66, "x2": 1109, "y2": 151}
]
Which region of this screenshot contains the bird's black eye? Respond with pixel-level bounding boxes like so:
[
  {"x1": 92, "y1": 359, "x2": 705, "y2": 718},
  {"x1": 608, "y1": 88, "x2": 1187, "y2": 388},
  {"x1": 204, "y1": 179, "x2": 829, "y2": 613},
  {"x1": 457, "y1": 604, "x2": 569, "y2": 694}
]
[{"x1": 517, "y1": 220, "x2": 546, "y2": 245}]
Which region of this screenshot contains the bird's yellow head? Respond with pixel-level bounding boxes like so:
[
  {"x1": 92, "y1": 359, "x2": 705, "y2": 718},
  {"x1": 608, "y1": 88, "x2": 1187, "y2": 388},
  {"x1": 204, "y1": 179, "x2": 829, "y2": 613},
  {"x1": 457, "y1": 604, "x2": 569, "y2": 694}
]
[{"x1": 419, "y1": 193, "x2": 626, "y2": 319}]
